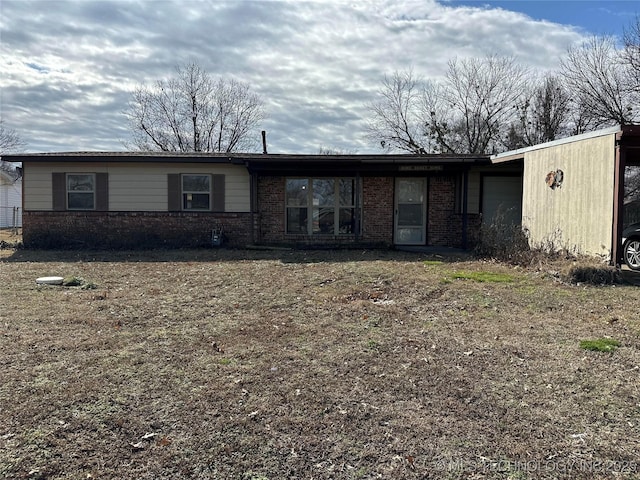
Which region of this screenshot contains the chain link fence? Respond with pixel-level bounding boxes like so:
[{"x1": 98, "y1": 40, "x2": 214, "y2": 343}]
[{"x1": 0, "y1": 206, "x2": 21, "y2": 231}]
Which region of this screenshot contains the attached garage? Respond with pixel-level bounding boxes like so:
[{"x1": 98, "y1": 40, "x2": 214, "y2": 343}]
[{"x1": 481, "y1": 175, "x2": 523, "y2": 227}]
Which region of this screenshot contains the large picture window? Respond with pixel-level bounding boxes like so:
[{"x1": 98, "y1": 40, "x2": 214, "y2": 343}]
[
  {"x1": 286, "y1": 178, "x2": 359, "y2": 235},
  {"x1": 67, "y1": 174, "x2": 95, "y2": 210},
  {"x1": 182, "y1": 174, "x2": 211, "y2": 210}
]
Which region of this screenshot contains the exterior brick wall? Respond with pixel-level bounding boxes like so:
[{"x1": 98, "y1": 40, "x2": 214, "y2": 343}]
[
  {"x1": 257, "y1": 176, "x2": 394, "y2": 247},
  {"x1": 23, "y1": 175, "x2": 481, "y2": 250},
  {"x1": 428, "y1": 175, "x2": 481, "y2": 248},
  {"x1": 23, "y1": 211, "x2": 252, "y2": 249},
  {"x1": 256, "y1": 176, "x2": 285, "y2": 245},
  {"x1": 361, "y1": 177, "x2": 394, "y2": 245}
]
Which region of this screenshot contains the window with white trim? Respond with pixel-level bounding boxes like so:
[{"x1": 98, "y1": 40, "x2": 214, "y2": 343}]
[
  {"x1": 67, "y1": 173, "x2": 95, "y2": 210},
  {"x1": 286, "y1": 178, "x2": 359, "y2": 235},
  {"x1": 182, "y1": 174, "x2": 211, "y2": 210}
]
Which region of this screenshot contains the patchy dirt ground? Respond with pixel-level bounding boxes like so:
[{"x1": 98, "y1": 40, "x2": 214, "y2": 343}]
[
  {"x1": 1, "y1": 248, "x2": 639, "y2": 479},
  {"x1": 0, "y1": 228, "x2": 21, "y2": 248}
]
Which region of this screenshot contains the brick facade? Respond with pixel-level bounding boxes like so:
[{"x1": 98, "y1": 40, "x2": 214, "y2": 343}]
[
  {"x1": 23, "y1": 174, "x2": 480, "y2": 250},
  {"x1": 256, "y1": 176, "x2": 286, "y2": 245},
  {"x1": 256, "y1": 175, "x2": 479, "y2": 248},
  {"x1": 23, "y1": 211, "x2": 252, "y2": 249},
  {"x1": 362, "y1": 177, "x2": 394, "y2": 245},
  {"x1": 257, "y1": 176, "x2": 395, "y2": 247},
  {"x1": 428, "y1": 176, "x2": 481, "y2": 248}
]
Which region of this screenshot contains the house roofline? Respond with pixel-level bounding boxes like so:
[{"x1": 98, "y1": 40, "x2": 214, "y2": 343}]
[{"x1": 4, "y1": 151, "x2": 491, "y2": 166}]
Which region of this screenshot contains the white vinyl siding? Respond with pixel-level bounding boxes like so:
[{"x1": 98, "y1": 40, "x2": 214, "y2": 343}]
[
  {"x1": 0, "y1": 178, "x2": 22, "y2": 228},
  {"x1": 23, "y1": 163, "x2": 250, "y2": 212}
]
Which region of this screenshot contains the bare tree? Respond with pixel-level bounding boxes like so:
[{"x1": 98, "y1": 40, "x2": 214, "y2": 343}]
[
  {"x1": 365, "y1": 71, "x2": 432, "y2": 154},
  {"x1": 506, "y1": 75, "x2": 572, "y2": 149},
  {"x1": 435, "y1": 55, "x2": 530, "y2": 154},
  {"x1": 560, "y1": 36, "x2": 638, "y2": 127},
  {"x1": 566, "y1": 97, "x2": 601, "y2": 135},
  {"x1": 623, "y1": 15, "x2": 640, "y2": 94},
  {"x1": 125, "y1": 62, "x2": 266, "y2": 152},
  {"x1": 0, "y1": 121, "x2": 26, "y2": 154},
  {"x1": 367, "y1": 56, "x2": 529, "y2": 155},
  {"x1": 625, "y1": 166, "x2": 640, "y2": 204}
]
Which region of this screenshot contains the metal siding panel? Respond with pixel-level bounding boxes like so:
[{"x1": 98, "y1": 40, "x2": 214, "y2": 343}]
[{"x1": 522, "y1": 134, "x2": 615, "y2": 257}]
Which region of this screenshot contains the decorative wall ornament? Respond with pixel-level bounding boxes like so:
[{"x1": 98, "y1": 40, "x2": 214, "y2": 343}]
[{"x1": 545, "y1": 169, "x2": 564, "y2": 189}]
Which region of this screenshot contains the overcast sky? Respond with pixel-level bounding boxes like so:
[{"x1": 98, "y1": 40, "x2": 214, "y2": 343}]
[{"x1": 1, "y1": 0, "x2": 637, "y2": 154}]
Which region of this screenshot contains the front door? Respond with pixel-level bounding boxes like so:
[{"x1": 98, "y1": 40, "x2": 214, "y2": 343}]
[{"x1": 395, "y1": 178, "x2": 427, "y2": 245}]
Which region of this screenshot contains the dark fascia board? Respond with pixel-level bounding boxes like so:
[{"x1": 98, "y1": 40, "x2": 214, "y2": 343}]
[
  {"x1": 5, "y1": 151, "x2": 491, "y2": 169},
  {"x1": 3, "y1": 151, "x2": 239, "y2": 164},
  {"x1": 618, "y1": 125, "x2": 640, "y2": 149},
  {"x1": 246, "y1": 155, "x2": 490, "y2": 176},
  {"x1": 619, "y1": 127, "x2": 640, "y2": 166},
  {"x1": 243, "y1": 153, "x2": 489, "y2": 164},
  {"x1": 244, "y1": 154, "x2": 492, "y2": 175},
  {"x1": 620, "y1": 124, "x2": 640, "y2": 137}
]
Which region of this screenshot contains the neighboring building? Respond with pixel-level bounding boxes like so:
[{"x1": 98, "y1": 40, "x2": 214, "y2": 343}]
[
  {"x1": 0, "y1": 160, "x2": 22, "y2": 229},
  {"x1": 492, "y1": 125, "x2": 640, "y2": 263}
]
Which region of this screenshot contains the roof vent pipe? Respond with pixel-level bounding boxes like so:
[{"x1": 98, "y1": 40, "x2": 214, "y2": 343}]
[{"x1": 262, "y1": 130, "x2": 268, "y2": 154}]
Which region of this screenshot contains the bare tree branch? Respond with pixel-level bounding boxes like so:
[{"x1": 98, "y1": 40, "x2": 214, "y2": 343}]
[
  {"x1": 507, "y1": 75, "x2": 572, "y2": 148},
  {"x1": 366, "y1": 56, "x2": 529, "y2": 155},
  {"x1": 442, "y1": 55, "x2": 530, "y2": 154},
  {"x1": 365, "y1": 71, "x2": 431, "y2": 154},
  {"x1": 0, "y1": 121, "x2": 26, "y2": 154},
  {"x1": 623, "y1": 15, "x2": 640, "y2": 95},
  {"x1": 560, "y1": 36, "x2": 638, "y2": 127},
  {"x1": 124, "y1": 62, "x2": 266, "y2": 153}
]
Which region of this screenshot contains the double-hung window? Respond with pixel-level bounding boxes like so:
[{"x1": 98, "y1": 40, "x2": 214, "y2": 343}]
[
  {"x1": 67, "y1": 174, "x2": 95, "y2": 210},
  {"x1": 286, "y1": 178, "x2": 359, "y2": 235},
  {"x1": 182, "y1": 174, "x2": 211, "y2": 210}
]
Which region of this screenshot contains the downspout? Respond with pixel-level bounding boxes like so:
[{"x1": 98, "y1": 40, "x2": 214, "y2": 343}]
[
  {"x1": 462, "y1": 168, "x2": 469, "y2": 249},
  {"x1": 355, "y1": 172, "x2": 361, "y2": 241},
  {"x1": 249, "y1": 165, "x2": 258, "y2": 245}
]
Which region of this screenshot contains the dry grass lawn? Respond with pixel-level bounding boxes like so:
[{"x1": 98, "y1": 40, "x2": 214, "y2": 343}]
[
  {"x1": 0, "y1": 228, "x2": 21, "y2": 245},
  {"x1": 1, "y1": 247, "x2": 639, "y2": 479}
]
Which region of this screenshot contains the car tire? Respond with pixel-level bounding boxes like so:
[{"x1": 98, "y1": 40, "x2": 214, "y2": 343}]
[{"x1": 623, "y1": 238, "x2": 640, "y2": 271}]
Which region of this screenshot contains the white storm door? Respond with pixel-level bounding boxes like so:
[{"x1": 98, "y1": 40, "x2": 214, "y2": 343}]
[{"x1": 395, "y1": 178, "x2": 426, "y2": 245}]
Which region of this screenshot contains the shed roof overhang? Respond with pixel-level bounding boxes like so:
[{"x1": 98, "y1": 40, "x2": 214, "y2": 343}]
[{"x1": 617, "y1": 124, "x2": 640, "y2": 166}]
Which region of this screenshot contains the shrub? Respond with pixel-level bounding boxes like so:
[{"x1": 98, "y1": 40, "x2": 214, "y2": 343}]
[
  {"x1": 474, "y1": 208, "x2": 532, "y2": 265},
  {"x1": 567, "y1": 265, "x2": 622, "y2": 285},
  {"x1": 475, "y1": 210, "x2": 577, "y2": 267}
]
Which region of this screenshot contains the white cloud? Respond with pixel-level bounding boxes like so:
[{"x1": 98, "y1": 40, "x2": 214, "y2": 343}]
[{"x1": 0, "y1": 0, "x2": 590, "y2": 153}]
